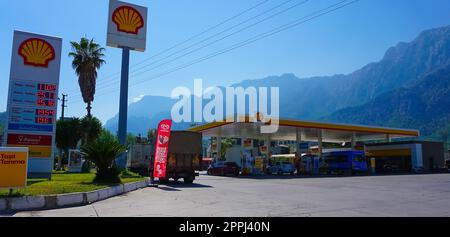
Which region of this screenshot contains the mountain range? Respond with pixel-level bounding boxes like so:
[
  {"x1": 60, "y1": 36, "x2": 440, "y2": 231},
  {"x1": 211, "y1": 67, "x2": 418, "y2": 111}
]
[
  {"x1": 325, "y1": 64, "x2": 450, "y2": 138},
  {"x1": 105, "y1": 25, "x2": 450, "y2": 140},
  {"x1": 1, "y1": 25, "x2": 449, "y2": 141}
]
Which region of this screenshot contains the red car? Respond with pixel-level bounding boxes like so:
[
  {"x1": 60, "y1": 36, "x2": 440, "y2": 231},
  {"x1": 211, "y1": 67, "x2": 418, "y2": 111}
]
[{"x1": 207, "y1": 162, "x2": 240, "y2": 176}]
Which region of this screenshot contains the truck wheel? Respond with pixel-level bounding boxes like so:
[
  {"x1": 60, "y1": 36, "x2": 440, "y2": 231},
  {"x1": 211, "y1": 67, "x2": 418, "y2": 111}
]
[
  {"x1": 184, "y1": 176, "x2": 194, "y2": 184},
  {"x1": 159, "y1": 178, "x2": 169, "y2": 184}
]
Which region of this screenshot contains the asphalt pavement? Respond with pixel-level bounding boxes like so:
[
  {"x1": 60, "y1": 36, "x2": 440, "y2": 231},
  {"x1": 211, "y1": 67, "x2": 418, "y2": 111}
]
[{"x1": 10, "y1": 173, "x2": 450, "y2": 217}]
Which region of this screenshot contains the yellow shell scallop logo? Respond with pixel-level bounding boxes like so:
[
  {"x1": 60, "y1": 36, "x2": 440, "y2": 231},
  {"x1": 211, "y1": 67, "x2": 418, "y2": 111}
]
[
  {"x1": 112, "y1": 6, "x2": 144, "y2": 35},
  {"x1": 19, "y1": 38, "x2": 55, "y2": 68}
]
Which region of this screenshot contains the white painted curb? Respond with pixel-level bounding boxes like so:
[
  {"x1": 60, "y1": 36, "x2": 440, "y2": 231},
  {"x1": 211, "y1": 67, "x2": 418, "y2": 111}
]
[
  {"x1": 124, "y1": 182, "x2": 138, "y2": 192},
  {"x1": 97, "y1": 188, "x2": 110, "y2": 201},
  {"x1": 9, "y1": 196, "x2": 46, "y2": 211},
  {"x1": 0, "y1": 178, "x2": 150, "y2": 213},
  {"x1": 107, "y1": 185, "x2": 124, "y2": 198},
  {"x1": 85, "y1": 191, "x2": 99, "y2": 203},
  {"x1": 56, "y1": 193, "x2": 84, "y2": 207},
  {"x1": 0, "y1": 198, "x2": 7, "y2": 211},
  {"x1": 136, "y1": 180, "x2": 148, "y2": 189}
]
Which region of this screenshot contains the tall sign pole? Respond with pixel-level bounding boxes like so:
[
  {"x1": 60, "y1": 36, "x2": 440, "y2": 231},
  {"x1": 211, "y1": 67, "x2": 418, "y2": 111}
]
[
  {"x1": 107, "y1": 0, "x2": 148, "y2": 168},
  {"x1": 118, "y1": 48, "x2": 130, "y2": 148}
]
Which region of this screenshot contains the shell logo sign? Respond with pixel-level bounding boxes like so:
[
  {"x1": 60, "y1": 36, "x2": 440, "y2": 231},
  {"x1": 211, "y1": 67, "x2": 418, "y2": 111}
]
[
  {"x1": 107, "y1": 0, "x2": 147, "y2": 52},
  {"x1": 112, "y1": 5, "x2": 144, "y2": 35},
  {"x1": 18, "y1": 38, "x2": 55, "y2": 68}
]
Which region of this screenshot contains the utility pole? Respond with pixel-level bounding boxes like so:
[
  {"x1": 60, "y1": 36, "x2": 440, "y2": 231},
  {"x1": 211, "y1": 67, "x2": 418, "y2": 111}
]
[{"x1": 59, "y1": 94, "x2": 67, "y2": 120}]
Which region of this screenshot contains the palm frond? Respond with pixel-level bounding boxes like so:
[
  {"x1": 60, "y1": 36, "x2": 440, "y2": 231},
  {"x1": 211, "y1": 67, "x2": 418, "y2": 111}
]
[{"x1": 68, "y1": 37, "x2": 106, "y2": 113}]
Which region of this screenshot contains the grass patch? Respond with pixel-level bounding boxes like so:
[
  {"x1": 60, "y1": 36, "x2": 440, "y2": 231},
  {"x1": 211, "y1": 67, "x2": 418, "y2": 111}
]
[{"x1": 0, "y1": 171, "x2": 145, "y2": 198}]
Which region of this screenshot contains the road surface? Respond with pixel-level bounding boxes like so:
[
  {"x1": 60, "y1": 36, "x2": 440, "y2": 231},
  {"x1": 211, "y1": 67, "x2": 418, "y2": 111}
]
[{"x1": 10, "y1": 173, "x2": 450, "y2": 217}]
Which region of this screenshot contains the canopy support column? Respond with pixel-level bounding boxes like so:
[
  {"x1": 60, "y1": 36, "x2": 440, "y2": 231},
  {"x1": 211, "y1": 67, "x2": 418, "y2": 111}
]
[
  {"x1": 351, "y1": 132, "x2": 357, "y2": 150},
  {"x1": 216, "y1": 127, "x2": 222, "y2": 163},
  {"x1": 318, "y1": 129, "x2": 323, "y2": 157},
  {"x1": 296, "y1": 128, "x2": 302, "y2": 153},
  {"x1": 265, "y1": 135, "x2": 271, "y2": 156},
  {"x1": 316, "y1": 129, "x2": 323, "y2": 175}
]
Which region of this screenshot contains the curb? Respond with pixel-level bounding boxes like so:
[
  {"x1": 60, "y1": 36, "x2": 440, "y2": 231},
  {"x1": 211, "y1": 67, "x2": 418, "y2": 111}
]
[
  {"x1": 0, "y1": 178, "x2": 151, "y2": 213},
  {"x1": 0, "y1": 198, "x2": 7, "y2": 211}
]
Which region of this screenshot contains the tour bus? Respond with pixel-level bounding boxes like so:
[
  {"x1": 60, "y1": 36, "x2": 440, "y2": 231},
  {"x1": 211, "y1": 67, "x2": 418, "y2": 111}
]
[{"x1": 322, "y1": 150, "x2": 368, "y2": 175}]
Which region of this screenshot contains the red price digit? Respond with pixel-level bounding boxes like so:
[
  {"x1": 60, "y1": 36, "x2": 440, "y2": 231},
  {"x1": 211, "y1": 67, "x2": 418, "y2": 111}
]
[
  {"x1": 36, "y1": 99, "x2": 46, "y2": 106},
  {"x1": 38, "y1": 84, "x2": 57, "y2": 92},
  {"x1": 37, "y1": 91, "x2": 45, "y2": 99}
]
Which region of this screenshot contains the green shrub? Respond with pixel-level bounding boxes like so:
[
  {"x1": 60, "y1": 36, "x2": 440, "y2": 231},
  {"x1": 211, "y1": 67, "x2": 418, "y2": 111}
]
[{"x1": 81, "y1": 130, "x2": 126, "y2": 183}]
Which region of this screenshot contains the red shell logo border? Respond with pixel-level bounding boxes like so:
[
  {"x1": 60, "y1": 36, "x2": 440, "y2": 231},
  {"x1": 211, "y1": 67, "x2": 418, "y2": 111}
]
[
  {"x1": 18, "y1": 38, "x2": 55, "y2": 68},
  {"x1": 112, "y1": 5, "x2": 144, "y2": 35}
]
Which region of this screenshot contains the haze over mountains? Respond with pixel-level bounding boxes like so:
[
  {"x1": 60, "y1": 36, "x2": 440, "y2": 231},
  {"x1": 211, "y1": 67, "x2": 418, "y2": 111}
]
[
  {"x1": 103, "y1": 25, "x2": 450, "y2": 139},
  {"x1": 2, "y1": 25, "x2": 449, "y2": 141},
  {"x1": 326, "y1": 64, "x2": 450, "y2": 138}
]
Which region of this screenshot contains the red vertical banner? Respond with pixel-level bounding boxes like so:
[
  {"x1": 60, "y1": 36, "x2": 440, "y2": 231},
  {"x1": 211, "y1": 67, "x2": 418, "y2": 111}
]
[{"x1": 153, "y1": 119, "x2": 173, "y2": 179}]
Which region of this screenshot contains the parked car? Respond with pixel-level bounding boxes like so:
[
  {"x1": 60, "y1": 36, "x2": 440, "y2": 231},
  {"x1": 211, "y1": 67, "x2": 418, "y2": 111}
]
[
  {"x1": 207, "y1": 162, "x2": 240, "y2": 176},
  {"x1": 267, "y1": 161, "x2": 296, "y2": 175}
]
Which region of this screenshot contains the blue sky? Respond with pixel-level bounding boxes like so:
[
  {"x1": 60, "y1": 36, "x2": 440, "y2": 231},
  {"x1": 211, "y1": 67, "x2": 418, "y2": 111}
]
[{"x1": 1, "y1": 0, "x2": 450, "y2": 123}]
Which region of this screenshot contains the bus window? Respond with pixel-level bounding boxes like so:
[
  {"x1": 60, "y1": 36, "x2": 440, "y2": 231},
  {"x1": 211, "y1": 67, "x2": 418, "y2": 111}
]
[{"x1": 324, "y1": 155, "x2": 348, "y2": 164}]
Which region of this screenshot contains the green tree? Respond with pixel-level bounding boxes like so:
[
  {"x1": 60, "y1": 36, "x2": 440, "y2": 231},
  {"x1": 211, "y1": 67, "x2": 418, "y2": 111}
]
[
  {"x1": 126, "y1": 133, "x2": 136, "y2": 148},
  {"x1": 147, "y1": 129, "x2": 157, "y2": 145},
  {"x1": 221, "y1": 138, "x2": 234, "y2": 160},
  {"x1": 69, "y1": 37, "x2": 105, "y2": 117},
  {"x1": 80, "y1": 116, "x2": 102, "y2": 145},
  {"x1": 438, "y1": 128, "x2": 450, "y2": 152},
  {"x1": 56, "y1": 118, "x2": 82, "y2": 170},
  {"x1": 81, "y1": 130, "x2": 125, "y2": 183}
]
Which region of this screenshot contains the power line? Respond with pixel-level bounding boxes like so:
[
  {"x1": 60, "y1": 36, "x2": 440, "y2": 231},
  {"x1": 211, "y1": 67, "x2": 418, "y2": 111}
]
[
  {"x1": 73, "y1": 0, "x2": 358, "y2": 103},
  {"x1": 72, "y1": 0, "x2": 310, "y2": 96},
  {"x1": 125, "y1": 0, "x2": 302, "y2": 76},
  {"x1": 69, "y1": 0, "x2": 308, "y2": 97},
  {"x1": 72, "y1": 0, "x2": 360, "y2": 104},
  {"x1": 65, "y1": 0, "x2": 271, "y2": 95},
  {"x1": 126, "y1": 0, "x2": 272, "y2": 70}
]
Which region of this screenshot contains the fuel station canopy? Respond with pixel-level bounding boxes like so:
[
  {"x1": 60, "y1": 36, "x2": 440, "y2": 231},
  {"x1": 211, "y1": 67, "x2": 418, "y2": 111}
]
[{"x1": 189, "y1": 117, "x2": 420, "y2": 143}]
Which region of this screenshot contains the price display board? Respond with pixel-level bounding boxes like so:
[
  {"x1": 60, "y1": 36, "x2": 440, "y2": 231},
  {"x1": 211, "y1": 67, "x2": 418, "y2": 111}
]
[{"x1": 8, "y1": 81, "x2": 57, "y2": 131}]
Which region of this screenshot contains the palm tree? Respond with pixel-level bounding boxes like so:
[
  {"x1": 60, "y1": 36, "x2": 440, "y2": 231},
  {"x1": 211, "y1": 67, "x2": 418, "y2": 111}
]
[
  {"x1": 69, "y1": 38, "x2": 105, "y2": 117},
  {"x1": 81, "y1": 130, "x2": 126, "y2": 183},
  {"x1": 80, "y1": 115, "x2": 102, "y2": 145}
]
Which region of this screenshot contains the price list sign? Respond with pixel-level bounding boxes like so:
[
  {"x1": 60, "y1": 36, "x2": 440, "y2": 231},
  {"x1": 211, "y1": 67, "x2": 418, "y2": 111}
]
[
  {"x1": 9, "y1": 81, "x2": 58, "y2": 132},
  {"x1": 4, "y1": 31, "x2": 62, "y2": 178}
]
